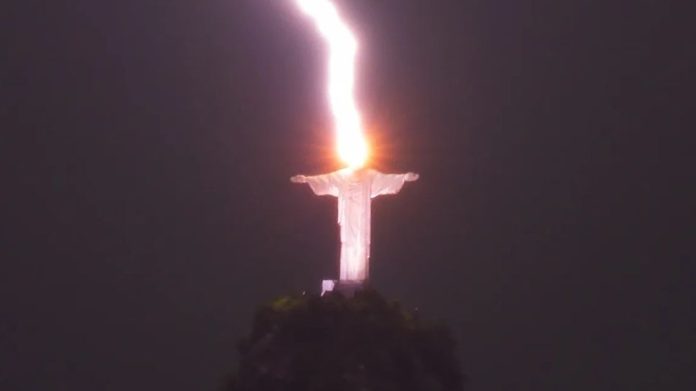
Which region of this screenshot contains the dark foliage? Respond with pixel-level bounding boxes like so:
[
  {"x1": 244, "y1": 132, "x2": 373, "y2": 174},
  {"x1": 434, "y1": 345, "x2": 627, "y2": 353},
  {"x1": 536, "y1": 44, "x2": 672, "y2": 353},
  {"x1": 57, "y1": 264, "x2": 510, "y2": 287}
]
[{"x1": 224, "y1": 289, "x2": 465, "y2": 391}]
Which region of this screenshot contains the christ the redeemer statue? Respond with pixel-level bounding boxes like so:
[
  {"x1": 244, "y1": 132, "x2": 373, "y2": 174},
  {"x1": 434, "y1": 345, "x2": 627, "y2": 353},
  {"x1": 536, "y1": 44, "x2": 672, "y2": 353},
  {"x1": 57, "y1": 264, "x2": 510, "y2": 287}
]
[{"x1": 291, "y1": 168, "x2": 418, "y2": 282}]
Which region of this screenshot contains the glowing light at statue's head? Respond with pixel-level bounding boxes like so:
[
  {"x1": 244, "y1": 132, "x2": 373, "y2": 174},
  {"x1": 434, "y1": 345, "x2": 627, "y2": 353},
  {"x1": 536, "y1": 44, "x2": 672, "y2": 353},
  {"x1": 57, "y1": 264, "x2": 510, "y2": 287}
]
[{"x1": 295, "y1": 0, "x2": 369, "y2": 168}]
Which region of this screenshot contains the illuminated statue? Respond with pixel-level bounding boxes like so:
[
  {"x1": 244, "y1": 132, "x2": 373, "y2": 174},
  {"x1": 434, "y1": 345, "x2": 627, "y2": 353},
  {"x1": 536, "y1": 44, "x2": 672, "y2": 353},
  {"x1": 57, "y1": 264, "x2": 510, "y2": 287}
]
[{"x1": 291, "y1": 168, "x2": 419, "y2": 282}]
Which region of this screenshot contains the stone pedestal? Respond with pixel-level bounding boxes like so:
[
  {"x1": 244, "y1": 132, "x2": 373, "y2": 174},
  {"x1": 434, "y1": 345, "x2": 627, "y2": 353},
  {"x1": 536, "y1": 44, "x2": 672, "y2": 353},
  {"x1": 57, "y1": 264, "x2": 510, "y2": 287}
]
[{"x1": 321, "y1": 279, "x2": 365, "y2": 296}]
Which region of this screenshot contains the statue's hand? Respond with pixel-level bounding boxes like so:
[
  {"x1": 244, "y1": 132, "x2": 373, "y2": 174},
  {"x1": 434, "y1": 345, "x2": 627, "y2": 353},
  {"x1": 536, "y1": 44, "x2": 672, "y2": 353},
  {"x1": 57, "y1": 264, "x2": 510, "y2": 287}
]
[
  {"x1": 405, "y1": 172, "x2": 419, "y2": 182},
  {"x1": 290, "y1": 175, "x2": 308, "y2": 184}
]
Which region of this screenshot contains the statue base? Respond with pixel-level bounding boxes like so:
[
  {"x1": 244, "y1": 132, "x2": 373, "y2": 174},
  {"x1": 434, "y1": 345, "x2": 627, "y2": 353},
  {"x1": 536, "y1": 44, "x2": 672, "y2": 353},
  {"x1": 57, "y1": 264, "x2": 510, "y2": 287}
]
[{"x1": 321, "y1": 279, "x2": 365, "y2": 296}]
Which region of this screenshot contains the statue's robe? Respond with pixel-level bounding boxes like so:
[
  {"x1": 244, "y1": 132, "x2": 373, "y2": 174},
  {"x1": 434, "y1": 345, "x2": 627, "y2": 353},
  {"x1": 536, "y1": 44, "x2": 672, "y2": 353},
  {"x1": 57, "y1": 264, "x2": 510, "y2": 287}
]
[{"x1": 303, "y1": 168, "x2": 411, "y2": 281}]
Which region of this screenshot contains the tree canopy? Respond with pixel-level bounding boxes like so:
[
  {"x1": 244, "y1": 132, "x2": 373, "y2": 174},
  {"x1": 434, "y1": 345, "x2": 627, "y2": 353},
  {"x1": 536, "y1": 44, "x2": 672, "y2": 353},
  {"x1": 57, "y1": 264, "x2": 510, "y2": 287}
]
[{"x1": 225, "y1": 289, "x2": 465, "y2": 391}]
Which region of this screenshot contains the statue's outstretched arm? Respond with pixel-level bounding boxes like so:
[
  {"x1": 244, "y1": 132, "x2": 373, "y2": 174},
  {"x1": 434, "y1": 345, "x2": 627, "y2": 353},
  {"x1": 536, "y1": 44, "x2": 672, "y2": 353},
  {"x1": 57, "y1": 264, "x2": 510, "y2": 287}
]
[
  {"x1": 290, "y1": 173, "x2": 339, "y2": 196},
  {"x1": 290, "y1": 175, "x2": 308, "y2": 183},
  {"x1": 404, "y1": 172, "x2": 419, "y2": 182},
  {"x1": 371, "y1": 171, "x2": 419, "y2": 198}
]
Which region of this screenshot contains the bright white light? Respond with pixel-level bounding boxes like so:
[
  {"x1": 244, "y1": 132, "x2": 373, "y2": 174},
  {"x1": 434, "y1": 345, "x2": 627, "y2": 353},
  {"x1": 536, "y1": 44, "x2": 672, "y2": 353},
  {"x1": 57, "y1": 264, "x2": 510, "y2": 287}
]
[{"x1": 295, "y1": 0, "x2": 368, "y2": 168}]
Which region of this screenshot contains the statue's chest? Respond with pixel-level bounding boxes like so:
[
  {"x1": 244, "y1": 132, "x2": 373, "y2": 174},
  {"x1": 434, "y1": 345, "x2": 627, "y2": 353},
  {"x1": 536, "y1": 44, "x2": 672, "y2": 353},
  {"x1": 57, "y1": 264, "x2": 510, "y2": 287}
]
[{"x1": 343, "y1": 180, "x2": 370, "y2": 203}]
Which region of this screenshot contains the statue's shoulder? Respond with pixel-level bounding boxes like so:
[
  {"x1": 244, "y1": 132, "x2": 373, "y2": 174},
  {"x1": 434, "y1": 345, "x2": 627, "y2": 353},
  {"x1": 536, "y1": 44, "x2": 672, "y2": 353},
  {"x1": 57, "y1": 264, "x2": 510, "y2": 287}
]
[
  {"x1": 334, "y1": 168, "x2": 351, "y2": 177},
  {"x1": 367, "y1": 168, "x2": 386, "y2": 179}
]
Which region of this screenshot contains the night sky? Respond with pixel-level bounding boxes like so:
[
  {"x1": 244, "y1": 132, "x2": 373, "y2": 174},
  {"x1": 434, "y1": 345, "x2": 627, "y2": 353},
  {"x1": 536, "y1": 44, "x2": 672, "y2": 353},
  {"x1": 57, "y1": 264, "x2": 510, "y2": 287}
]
[{"x1": 3, "y1": 0, "x2": 693, "y2": 390}]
